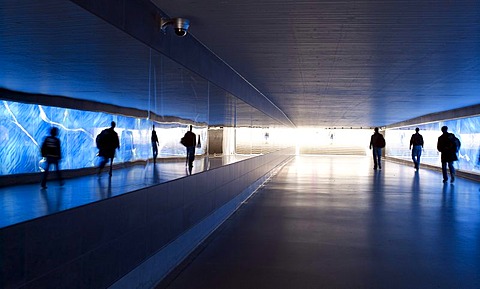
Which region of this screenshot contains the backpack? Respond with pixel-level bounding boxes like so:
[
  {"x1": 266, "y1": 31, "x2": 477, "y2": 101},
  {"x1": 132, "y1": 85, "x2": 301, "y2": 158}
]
[
  {"x1": 96, "y1": 129, "x2": 109, "y2": 150},
  {"x1": 378, "y1": 136, "x2": 386, "y2": 148},
  {"x1": 180, "y1": 136, "x2": 187, "y2": 147},
  {"x1": 41, "y1": 136, "x2": 60, "y2": 158},
  {"x1": 448, "y1": 134, "x2": 461, "y2": 153}
]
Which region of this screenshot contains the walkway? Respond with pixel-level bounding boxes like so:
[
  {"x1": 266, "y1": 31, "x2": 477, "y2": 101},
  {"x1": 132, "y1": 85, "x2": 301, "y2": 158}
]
[
  {"x1": 157, "y1": 155, "x2": 480, "y2": 289},
  {"x1": 0, "y1": 155, "x2": 250, "y2": 229}
]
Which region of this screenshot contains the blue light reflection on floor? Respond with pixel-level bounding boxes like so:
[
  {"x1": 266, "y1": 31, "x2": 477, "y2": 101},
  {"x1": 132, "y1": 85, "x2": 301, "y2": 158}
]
[{"x1": 0, "y1": 155, "x2": 250, "y2": 229}]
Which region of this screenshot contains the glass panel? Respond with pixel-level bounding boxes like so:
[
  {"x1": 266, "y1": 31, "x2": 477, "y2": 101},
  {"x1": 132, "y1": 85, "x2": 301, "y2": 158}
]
[
  {"x1": 0, "y1": 100, "x2": 210, "y2": 175},
  {"x1": 385, "y1": 116, "x2": 480, "y2": 175}
]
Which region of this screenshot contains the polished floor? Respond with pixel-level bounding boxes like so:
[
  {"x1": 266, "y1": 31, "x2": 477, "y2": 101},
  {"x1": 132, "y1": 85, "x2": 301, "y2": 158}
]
[
  {"x1": 157, "y1": 155, "x2": 480, "y2": 289},
  {"x1": 0, "y1": 155, "x2": 250, "y2": 229}
]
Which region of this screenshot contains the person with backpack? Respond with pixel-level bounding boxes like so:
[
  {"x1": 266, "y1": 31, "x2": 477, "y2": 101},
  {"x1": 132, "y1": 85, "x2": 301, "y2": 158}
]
[
  {"x1": 369, "y1": 127, "x2": 386, "y2": 170},
  {"x1": 97, "y1": 121, "x2": 120, "y2": 177},
  {"x1": 437, "y1": 126, "x2": 460, "y2": 183},
  {"x1": 409, "y1": 127, "x2": 424, "y2": 171},
  {"x1": 40, "y1": 127, "x2": 64, "y2": 188}
]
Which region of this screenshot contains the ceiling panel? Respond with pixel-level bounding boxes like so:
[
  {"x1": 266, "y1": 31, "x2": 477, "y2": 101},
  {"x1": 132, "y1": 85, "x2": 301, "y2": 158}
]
[{"x1": 152, "y1": 0, "x2": 480, "y2": 127}]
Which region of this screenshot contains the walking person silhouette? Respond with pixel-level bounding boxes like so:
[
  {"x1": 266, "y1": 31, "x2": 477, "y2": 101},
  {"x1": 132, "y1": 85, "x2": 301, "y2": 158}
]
[
  {"x1": 409, "y1": 127, "x2": 424, "y2": 171},
  {"x1": 181, "y1": 125, "x2": 196, "y2": 171},
  {"x1": 40, "y1": 127, "x2": 64, "y2": 188},
  {"x1": 151, "y1": 125, "x2": 159, "y2": 164},
  {"x1": 369, "y1": 127, "x2": 386, "y2": 170},
  {"x1": 437, "y1": 126, "x2": 460, "y2": 183},
  {"x1": 96, "y1": 121, "x2": 120, "y2": 177}
]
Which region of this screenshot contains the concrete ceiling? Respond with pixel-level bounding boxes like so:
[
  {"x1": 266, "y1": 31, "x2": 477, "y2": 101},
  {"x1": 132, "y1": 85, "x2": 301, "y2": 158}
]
[
  {"x1": 1, "y1": 0, "x2": 479, "y2": 128},
  {"x1": 152, "y1": 0, "x2": 480, "y2": 127}
]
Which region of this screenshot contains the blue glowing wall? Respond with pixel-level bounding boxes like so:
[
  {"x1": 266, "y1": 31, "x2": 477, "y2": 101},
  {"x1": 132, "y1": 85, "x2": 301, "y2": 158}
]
[
  {"x1": 385, "y1": 115, "x2": 480, "y2": 175},
  {"x1": 0, "y1": 100, "x2": 206, "y2": 175}
]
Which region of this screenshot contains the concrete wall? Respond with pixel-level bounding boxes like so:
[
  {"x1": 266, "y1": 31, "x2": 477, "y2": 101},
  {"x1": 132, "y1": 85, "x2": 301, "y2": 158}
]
[{"x1": 0, "y1": 148, "x2": 294, "y2": 289}]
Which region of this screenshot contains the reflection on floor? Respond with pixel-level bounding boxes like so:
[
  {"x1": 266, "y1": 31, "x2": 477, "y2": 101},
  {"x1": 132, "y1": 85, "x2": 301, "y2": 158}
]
[
  {"x1": 156, "y1": 155, "x2": 480, "y2": 289},
  {"x1": 0, "y1": 155, "x2": 251, "y2": 229}
]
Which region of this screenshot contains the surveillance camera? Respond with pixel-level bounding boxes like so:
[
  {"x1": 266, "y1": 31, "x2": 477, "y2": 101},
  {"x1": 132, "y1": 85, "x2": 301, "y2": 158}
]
[
  {"x1": 174, "y1": 27, "x2": 187, "y2": 37},
  {"x1": 173, "y1": 18, "x2": 190, "y2": 37},
  {"x1": 159, "y1": 17, "x2": 190, "y2": 37}
]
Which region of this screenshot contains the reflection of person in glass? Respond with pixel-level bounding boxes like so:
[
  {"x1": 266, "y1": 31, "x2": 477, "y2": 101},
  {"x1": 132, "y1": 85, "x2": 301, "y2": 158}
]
[
  {"x1": 409, "y1": 127, "x2": 424, "y2": 171},
  {"x1": 437, "y1": 126, "x2": 458, "y2": 183},
  {"x1": 151, "y1": 125, "x2": 159, "y2": 164},
  {"x1": 97, "y1": 121, "x2": 120, "y2": 177},
  {"x1": 183, "y1": 125, "x2": 196, "y2": 169},
  {"x1": 40, "y1": 127, "x2": 63, "y2": 188}
]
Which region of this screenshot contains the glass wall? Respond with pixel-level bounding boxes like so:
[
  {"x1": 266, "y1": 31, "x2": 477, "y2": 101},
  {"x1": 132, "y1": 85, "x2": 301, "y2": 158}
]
[
  {"x1": 0, "y1": 100, "x2": 207, "y2": 175},
  {"x1": 385, "y1": 115, "x2": 480, "y2": 175},
  {"x1": 0, "y1": 0, "x2": 291, "y2": 178}
]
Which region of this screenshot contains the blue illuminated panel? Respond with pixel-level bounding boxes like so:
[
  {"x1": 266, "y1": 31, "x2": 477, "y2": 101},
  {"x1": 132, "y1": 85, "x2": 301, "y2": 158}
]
[
  {"x1": 0, "y1": 100, "x2": 206, "y2": 176},
  {"x1": 385, "y1": 116, "x2": 480, "y2": 175}
]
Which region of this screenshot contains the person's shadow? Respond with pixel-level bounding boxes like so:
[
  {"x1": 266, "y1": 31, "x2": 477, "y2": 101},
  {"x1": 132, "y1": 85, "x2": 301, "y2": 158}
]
[
  {"x1": 97, "y1": 177, "x2": 112, "y2": 199},
  {"x1": 153, "y1": 164, "x2": 160, "y2": 184},
  {"x1": 40, "y1": 187, "x2": 64, "y2": 214}
]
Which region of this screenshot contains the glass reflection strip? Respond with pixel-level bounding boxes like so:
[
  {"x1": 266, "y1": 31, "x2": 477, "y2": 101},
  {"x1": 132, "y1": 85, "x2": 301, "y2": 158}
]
[
  {"x1": 385, "y1": 115, "x2": 480, "y2": 174},
  {"x1": 0, "y1": 100, "x2": 206, "y2": 176}
]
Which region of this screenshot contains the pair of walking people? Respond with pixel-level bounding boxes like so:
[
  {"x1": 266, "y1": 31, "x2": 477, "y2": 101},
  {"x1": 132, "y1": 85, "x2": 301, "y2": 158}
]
[
  {"x1": 409, "y1": 126, "x2": 459, "y2": 183},
  {"x1": 40, "y1": 122, "x2": 120, "y2": 188},
  {"x1": 97, "y1": 123, "x2": 195, "y2": 177},
  {"x1": 96, "y1": 122, "x2": 163, "y2": 177}
]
